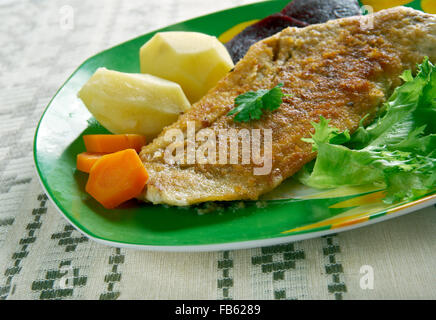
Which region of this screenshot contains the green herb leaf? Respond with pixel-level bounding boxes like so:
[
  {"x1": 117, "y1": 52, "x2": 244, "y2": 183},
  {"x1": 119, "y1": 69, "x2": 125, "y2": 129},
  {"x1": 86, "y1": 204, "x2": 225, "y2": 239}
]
[{"x1": 228, "y1": 83, "x2": 288, "y2": 122}]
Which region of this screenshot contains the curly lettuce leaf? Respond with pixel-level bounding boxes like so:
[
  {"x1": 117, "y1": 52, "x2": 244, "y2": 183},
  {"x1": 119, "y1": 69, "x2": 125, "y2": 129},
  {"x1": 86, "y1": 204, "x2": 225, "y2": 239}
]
[{"x1": 300, "y1": 58, "x2": 436, "y2": 203}]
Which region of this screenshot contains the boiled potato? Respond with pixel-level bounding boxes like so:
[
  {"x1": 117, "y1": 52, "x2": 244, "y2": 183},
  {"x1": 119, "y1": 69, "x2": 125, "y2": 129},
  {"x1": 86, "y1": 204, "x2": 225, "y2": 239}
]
[
  {"x1": 140, "y1": 32, "x2": 234, "y2": 103},
  {"x1": 78, "y1": 68, "x2": 190, "y2": 139}
]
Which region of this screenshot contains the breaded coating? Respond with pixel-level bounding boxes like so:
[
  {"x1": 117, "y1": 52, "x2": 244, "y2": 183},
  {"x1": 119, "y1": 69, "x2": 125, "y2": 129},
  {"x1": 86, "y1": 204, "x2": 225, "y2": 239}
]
[{"x1": 140, "y1": 7, "x2": 436, "y2": 206}]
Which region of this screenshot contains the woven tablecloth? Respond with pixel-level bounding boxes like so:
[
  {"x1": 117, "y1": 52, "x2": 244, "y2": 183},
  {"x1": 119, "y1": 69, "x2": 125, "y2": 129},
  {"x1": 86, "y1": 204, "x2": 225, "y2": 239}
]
[{"x1": 1, "y1": 0, "x2": 435, "y2": 300}]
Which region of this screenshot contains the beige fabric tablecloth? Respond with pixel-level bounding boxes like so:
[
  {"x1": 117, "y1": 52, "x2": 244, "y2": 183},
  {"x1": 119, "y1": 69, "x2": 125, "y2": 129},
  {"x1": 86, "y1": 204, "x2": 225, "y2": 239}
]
[{"x1": 0, "y1": 0, "x2": 435, "y2": 300}]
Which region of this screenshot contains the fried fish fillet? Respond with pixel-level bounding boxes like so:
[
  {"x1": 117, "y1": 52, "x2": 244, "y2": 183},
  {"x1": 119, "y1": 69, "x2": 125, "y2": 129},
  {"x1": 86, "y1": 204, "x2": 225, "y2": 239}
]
[{"x1": 140, "y1": 7, "x2": 436, "y2": 206}]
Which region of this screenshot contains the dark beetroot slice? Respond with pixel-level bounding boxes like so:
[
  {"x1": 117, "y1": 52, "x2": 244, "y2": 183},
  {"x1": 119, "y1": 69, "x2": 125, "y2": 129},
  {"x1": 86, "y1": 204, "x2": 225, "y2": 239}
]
[
  {"x1": 225, "y1": 13, "x2": 307, "y2": 63},
  {"x1": 281, "y1": 0, "x2": 361, "y2": 25}
]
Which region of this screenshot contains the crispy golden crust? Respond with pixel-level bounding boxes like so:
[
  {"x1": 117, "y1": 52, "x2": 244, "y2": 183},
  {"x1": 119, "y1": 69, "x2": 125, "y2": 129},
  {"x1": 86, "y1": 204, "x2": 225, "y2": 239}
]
[{"x1": 140, "y1": 7, "x2": 436, "y2": 206}]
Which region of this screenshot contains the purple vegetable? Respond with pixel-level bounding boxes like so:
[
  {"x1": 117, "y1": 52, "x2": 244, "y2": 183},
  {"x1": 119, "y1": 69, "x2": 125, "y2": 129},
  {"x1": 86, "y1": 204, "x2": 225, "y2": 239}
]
[
  {"x1": 281, "y1": 0, "x2": 361, "y2": 25},
  {"x1": 225, "y1": 0, "x2": 362, "y2": 63},
  {"x1": 225, "y1": 13, "x2": 307, "y2": 63}
]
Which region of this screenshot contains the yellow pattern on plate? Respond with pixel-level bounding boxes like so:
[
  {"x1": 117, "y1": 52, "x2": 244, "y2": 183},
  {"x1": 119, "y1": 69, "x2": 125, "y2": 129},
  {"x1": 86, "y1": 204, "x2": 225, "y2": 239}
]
[
  {"x1": 361, "y1": 0, "x2": 412, "y2": 11},
  {"x1": 282, "y1": 201, "x2": 391, "y2": 234},
  {"x1": 282, "y1": 209, "x2": 374, "y2": 233},
  {"x1": 387, "y1": 193, "x2": 436, "y2": 214},
  {"x1": 421, "y1": 0, "x2": 436, "y2": 13},
  {"x1": 329, "y1": 191, "x2": 385, "y2": 209},
  {"x1": 218, "y1": 19, "x2": 259, "y2": 43}
]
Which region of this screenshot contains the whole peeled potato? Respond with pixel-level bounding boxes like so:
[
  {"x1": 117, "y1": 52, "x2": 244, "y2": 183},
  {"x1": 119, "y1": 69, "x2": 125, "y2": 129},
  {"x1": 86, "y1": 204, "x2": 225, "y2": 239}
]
[
  {"x1": 140, "y1": 32, "x2": 234, "y2": 103},
  {"x1": 78, "y1": 68, "x2": 191, "y2": 140}
]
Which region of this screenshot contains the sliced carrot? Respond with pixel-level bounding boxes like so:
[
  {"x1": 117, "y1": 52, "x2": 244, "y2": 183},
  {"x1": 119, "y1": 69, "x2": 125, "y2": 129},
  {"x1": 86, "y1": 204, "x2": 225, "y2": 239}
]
[
  {"x1": 76, "y1": 152, "x2": 105, "y2": 173},
  {"x1": 83, "y1": 134, "x2": 146, "y2": 153},
  {"x1": 85, "y1": 149, "x2": 149, "y2": 209}
]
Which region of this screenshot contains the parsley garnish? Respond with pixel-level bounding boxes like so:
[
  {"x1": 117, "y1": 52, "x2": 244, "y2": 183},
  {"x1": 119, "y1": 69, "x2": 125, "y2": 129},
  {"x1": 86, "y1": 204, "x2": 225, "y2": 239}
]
[{"x1": 228, "y1": 83, "x2": 290, "y2": 122}]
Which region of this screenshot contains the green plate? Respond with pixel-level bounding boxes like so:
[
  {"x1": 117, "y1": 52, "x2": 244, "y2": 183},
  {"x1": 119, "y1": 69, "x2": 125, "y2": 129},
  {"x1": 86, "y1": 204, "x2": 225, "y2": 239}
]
[{"x1": 34, "y1": 0, "x2": 435, "y2": 251}]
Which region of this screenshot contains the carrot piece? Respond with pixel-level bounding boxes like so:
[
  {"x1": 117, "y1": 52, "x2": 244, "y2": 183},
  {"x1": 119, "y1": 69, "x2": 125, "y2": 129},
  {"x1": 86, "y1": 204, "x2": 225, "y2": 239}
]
[
  {"x1": 76, "y1": 152, "x2": 105, "y2": 173},
  {"x1": 85, "y1": 149, "x2": 149, "y2": 209},
  {"x1": 83, "y1": 134, "x2": 146, "y2": 153}
]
